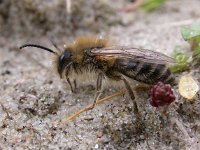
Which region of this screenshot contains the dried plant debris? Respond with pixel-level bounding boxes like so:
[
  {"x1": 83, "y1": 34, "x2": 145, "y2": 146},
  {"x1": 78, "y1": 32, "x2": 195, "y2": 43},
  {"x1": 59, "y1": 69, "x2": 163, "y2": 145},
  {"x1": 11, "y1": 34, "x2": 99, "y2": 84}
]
[{"x1": 178, "y1": 74, "x2": 199, "y2": 100}]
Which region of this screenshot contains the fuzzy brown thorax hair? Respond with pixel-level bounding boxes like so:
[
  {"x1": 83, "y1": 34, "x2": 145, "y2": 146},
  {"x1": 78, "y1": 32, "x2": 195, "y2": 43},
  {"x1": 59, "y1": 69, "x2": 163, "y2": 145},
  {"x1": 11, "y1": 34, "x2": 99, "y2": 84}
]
[
  {"x1": 52, "y1": 36, "x2": 110, "y2": 78},
  {"x1": 66, "y1": 36, "x2": 109, "y2": 63}
]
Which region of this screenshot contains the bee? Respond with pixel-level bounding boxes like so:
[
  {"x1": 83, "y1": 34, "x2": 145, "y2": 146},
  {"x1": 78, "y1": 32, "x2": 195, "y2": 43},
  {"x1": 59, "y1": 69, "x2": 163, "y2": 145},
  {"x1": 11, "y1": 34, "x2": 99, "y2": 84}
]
[{"x1": 20, "y1": 36, "x2": 175, "y2": 110}]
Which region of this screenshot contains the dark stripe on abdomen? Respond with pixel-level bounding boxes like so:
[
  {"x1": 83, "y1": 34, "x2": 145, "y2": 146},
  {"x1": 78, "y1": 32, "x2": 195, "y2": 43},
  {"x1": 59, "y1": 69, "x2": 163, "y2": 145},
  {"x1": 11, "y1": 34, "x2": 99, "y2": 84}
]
[
  {"x1": 159, "y1": 68, "x2": 175, "y2": 84},
  {"x1": 115, "y1": 59, "x2": 174, "y2": 84},
  {"x1": 135, "y1": 62, "x2": 152, "y2": 78},
  {"x1": 147, "y1": 64, "x2": 165, "y2": 84}
]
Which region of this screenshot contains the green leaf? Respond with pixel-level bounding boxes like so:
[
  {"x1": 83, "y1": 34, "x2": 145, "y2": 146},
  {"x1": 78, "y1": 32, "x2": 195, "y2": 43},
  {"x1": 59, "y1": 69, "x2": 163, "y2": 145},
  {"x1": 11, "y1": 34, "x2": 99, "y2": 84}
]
[
  {"x1": 170, "y1": 64, "x2": 189, "y2": 73},
  {"x1": 181, "y1": 23, "x2": 200, "y2": 64},
  {"x1": 170, "y1": 46, "x2": 190, "y2": 73},
  {"x1": 181, "y1": 23, "x2": 200, "y2": 41},
  {"x1": 141, "y1": 0, "x2": 165, "y2": 12}
]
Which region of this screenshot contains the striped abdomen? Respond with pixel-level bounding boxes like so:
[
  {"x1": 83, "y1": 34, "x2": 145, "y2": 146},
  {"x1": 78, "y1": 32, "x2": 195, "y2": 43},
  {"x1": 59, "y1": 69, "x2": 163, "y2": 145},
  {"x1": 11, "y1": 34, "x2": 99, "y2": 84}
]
[{"x1": 115, "y1": 59, "x2": 175, "y2": 84}]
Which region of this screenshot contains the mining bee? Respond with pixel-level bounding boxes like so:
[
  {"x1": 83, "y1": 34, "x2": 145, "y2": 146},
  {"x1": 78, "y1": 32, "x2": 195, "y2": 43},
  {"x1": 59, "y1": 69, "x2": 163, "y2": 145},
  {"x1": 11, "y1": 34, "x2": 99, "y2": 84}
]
[{"x1": 20, "y1": 36, "x2": 175, "y2": 112}]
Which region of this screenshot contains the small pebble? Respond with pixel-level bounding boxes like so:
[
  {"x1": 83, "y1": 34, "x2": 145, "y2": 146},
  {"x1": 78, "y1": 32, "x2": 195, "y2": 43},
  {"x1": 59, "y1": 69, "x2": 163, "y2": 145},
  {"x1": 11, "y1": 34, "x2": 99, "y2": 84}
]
[{"x1": 94, "y1": 144, "x2": 99, "y2": 149}]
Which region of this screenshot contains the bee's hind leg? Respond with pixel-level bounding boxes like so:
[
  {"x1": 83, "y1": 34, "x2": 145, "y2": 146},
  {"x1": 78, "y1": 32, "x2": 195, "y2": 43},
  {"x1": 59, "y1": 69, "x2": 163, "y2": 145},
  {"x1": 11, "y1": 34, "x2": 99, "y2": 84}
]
[
  {"x1": 121, "y1": 76, "x2": 143, "y2": 129},
  {"x1": 121, "y1": 77, "x2": 141, "y2": 122},
  {"x1": 122, "y1": 77, "x2": 145, "y2": 133}
]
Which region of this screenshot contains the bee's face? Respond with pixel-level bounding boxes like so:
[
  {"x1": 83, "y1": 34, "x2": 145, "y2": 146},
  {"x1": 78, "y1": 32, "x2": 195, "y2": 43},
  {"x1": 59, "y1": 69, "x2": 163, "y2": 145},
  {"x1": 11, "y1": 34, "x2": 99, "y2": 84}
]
[{"x1": 57, "y1": 50, "x2": 72, "y2": 78}]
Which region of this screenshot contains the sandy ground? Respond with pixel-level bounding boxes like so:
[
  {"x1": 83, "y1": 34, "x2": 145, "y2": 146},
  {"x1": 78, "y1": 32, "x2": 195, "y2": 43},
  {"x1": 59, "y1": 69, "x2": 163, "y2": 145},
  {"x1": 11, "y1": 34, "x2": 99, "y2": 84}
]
[{"x1": 1, "y1": 0, "x2": 200, "y2": 149}]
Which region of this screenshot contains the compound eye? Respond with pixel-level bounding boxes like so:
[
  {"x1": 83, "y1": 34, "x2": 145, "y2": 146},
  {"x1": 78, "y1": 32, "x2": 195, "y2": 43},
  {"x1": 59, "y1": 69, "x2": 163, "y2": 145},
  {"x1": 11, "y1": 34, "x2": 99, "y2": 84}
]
[
  {"x1": 59, "y1": 50, "x2": 72, "y2": 64},
  {"x1": 59, "y1": 54, "x2": 65, "y2": 65},
  {"x1": 57, "y1": 50, "x2": 72, "y2": 78}
]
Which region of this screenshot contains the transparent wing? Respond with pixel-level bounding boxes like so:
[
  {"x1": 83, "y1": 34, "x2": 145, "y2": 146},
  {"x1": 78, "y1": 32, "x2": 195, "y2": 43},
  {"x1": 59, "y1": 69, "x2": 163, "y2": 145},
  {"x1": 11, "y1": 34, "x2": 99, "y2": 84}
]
[{"x1": 91, "y1": 46, "x2": 175, "y2": 65}]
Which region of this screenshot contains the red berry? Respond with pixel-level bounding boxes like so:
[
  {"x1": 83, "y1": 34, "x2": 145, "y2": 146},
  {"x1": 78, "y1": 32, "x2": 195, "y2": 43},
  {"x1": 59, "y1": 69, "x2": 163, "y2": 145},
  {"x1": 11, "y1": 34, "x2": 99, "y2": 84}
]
[{"x1": 150, "y1": 81, "x2": 176, "y2": 107}]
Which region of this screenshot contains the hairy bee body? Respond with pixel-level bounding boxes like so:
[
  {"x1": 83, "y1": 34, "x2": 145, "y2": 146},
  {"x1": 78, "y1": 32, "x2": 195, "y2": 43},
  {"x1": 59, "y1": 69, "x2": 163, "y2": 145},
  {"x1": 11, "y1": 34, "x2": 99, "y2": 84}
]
[
  {"x1": 20, "y1": 36, "x2": 176, "y2": 119},
  {"x1": 54, "y1": 37, "x2": 175, "y2": 85},
  {"x1": 20, "y1": 36, "x2": 175, "y2": 90}
]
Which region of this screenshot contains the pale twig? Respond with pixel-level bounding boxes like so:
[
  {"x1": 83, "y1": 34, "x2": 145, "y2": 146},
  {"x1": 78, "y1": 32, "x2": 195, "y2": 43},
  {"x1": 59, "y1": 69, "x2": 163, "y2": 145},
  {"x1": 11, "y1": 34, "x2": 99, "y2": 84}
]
[
  {"x1": 65, "y1": 0, "x2": 72, "y2": 25},
  {"x1": 61, "y1": 90, "x2": 127, "y2": 124},
  {"x1": 66, "y1": 0, "x2": 71, "y2": 14}
]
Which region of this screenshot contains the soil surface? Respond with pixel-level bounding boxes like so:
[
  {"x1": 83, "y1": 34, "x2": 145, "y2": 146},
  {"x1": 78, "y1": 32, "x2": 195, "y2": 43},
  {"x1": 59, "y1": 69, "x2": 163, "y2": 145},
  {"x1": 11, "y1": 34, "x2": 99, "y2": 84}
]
[{"x1": 1, "y1": 0, "x2": 200, "y2": 149}]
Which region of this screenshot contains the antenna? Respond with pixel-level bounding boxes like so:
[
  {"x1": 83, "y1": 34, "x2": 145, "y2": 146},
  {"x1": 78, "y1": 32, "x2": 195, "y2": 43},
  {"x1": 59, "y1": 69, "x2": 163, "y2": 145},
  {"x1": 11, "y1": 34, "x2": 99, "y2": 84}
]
[{"x1": 20, "y1": 44, "x2": 57, "y2": 55}]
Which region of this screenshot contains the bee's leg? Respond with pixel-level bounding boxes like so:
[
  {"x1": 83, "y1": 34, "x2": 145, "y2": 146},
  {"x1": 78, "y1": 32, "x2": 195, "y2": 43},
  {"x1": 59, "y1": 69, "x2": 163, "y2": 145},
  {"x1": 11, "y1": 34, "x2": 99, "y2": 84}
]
[
  {"x1": 87, "y1": 73, "x2": 104, "y2": 110},
  {"x1": 67, "y1": 78, "x2": 75, "y2": 93},
  {"x1": 121, "y1": 77, "x2": 141, "y2": 120},
  {"x1": 134, "y1": 84, "x2": 151, "y2": 92},
  {"x1": 73, "y1": 79, "x2": 77, "y2": 91}
]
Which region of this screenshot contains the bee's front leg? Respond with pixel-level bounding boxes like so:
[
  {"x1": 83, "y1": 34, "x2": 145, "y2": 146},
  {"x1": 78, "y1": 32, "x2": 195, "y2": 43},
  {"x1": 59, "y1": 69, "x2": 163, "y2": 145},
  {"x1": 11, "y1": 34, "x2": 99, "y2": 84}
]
[
  {"x1": 67, "y1": 78, "x2": 77, "y2": 93},
  {"x1": 73, "y1": 79, "x2": 77, "y2": 91}
]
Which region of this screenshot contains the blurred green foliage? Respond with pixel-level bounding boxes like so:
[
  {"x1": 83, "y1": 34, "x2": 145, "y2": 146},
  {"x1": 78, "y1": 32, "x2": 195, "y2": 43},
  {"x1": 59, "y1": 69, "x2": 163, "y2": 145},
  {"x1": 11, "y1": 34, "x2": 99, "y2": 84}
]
[
  {"x1": 170, "y1": 46, "x2": 190, "y2": 73},
  {"x1": 181, "y1": 23, "x2": 200, "y2": 64},
  {"x1": 141, "y1": 0, "x2": 166, "y2": 12},
  {"x1": 181, "y1": 23, "x2": 200, "y2": 40}
]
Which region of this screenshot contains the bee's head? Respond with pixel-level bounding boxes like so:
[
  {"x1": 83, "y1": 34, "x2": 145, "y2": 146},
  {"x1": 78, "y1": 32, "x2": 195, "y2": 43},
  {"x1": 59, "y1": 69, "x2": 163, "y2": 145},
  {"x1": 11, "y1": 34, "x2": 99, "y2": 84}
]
[
  {"x1": 57, "y1": 50, "x2": 72, "y2": 78},
  {"x1": 19, "y1": 44, "x2": 73, "y2": 78}
]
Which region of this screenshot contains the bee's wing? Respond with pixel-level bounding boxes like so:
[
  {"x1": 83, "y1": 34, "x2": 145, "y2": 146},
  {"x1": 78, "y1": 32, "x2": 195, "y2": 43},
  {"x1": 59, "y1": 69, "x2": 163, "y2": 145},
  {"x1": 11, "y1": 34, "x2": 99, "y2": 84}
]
[{"x1": 91, "y1": 46, "x2": 176, "y2": 65}]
